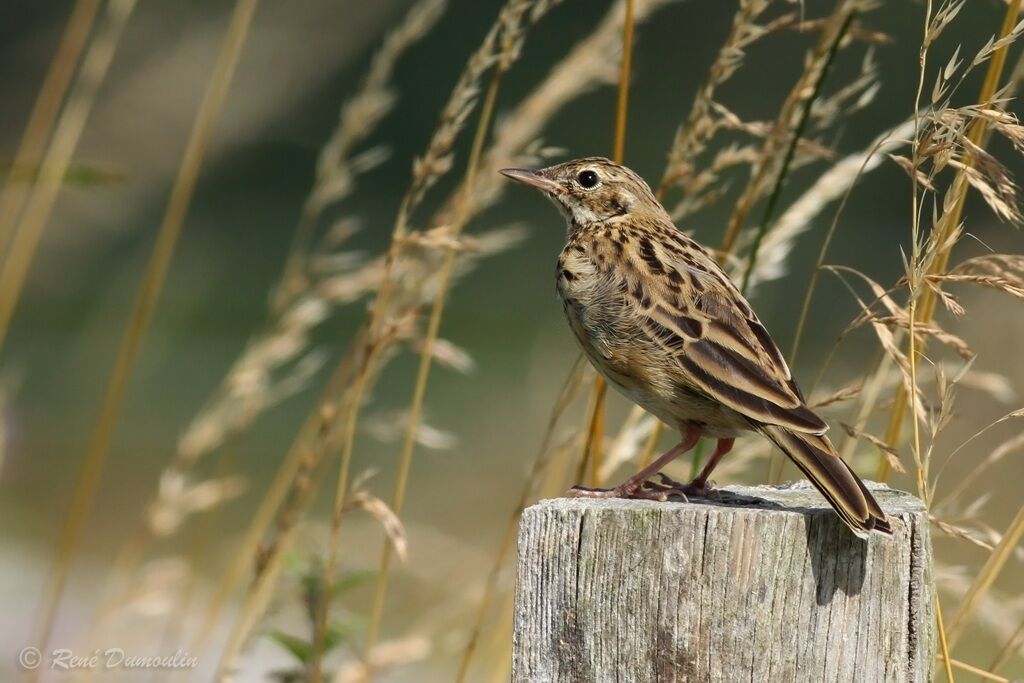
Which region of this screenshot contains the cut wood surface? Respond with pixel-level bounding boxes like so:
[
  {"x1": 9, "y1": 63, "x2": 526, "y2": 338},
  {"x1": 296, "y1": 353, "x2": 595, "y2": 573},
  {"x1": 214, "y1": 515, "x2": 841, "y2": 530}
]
[{"x1": 512, "y1": 482, "x2": 933, "y2": 683}]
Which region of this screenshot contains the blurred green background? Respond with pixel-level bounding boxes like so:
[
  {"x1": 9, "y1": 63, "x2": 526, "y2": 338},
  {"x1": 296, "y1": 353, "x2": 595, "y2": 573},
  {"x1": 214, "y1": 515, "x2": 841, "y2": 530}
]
[{"x1": 2, "y1": 0, "x2": 1022, "y2": 680}]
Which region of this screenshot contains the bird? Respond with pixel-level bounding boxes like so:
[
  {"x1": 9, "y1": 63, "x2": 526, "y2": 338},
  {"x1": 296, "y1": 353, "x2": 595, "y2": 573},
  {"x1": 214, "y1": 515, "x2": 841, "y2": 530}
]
[{"x1": 500, "y1": 157, "x2": 891, "y2": 537}]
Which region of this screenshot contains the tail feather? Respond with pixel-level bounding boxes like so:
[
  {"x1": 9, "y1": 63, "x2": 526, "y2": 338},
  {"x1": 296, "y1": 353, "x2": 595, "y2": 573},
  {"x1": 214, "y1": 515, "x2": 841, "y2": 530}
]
[{"x1": 759, "y1": 425, "x2": 892, "y2": 538}]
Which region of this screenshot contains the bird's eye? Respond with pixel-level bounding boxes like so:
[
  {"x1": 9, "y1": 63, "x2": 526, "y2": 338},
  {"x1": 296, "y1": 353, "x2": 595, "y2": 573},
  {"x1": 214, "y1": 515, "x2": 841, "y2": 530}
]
[{"x1": 577, "y1": 170, "x2": 599, "y2": 189}]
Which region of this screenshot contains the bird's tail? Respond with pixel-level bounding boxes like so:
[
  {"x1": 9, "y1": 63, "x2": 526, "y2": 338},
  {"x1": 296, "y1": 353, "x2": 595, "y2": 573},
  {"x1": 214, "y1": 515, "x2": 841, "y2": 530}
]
[{"x1": 759, "y1": 425, "x2": 892, "y2": 538}]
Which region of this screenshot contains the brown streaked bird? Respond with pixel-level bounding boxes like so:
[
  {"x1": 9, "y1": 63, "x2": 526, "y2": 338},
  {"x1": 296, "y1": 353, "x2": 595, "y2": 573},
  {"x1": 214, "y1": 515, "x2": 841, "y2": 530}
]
[{"x1": 501, "y1": 157, "x2": 891, "y2": 538}]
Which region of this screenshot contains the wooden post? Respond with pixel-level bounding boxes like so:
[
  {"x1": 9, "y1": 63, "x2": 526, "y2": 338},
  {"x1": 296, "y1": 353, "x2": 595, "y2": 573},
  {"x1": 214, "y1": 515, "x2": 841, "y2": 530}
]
[{"x1": 512, "y1": 482, "x2": 934, "y2": 682}]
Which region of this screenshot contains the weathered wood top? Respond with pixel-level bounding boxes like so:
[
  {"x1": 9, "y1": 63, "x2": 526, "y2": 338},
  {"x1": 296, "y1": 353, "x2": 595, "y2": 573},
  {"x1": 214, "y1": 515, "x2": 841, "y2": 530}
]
[
  {"x1": 513, "y1": 482, "x2": 934, "y2": 683},
  {"x1": 527, "y1": 479, "x2": 927, "y2": 518}
]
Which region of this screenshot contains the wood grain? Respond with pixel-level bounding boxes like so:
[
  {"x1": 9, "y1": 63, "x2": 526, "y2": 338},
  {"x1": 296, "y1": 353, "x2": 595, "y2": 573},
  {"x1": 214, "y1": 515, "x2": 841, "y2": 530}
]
[{"x1": 512, "y1": 482, "x2": 933, "y2": 682}]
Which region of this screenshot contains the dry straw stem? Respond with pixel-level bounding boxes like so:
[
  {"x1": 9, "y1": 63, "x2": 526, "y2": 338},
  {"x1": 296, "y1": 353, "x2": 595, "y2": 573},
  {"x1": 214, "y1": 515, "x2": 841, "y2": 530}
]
[
  {"x1": 192, "y1": 351, "x2": 357, "y2": 652},
  {"x1": 0, "y1": 0, "x2": 102, "y2": 256},
  {"x1": 19, "y1": 0, "x2": 136, "y2": 663},
  {"x1": 936, "y1": 655, "x2": 1010, "y2": 682},
  {"x1": 156, "y1": 0, "x2": 443, "y2": 655},
  {"x1": 657, "y1": 0, "x2": 778, "y2": 201},
  {"x1": 580, "y1": 0, "x2": 635, "y2": 492},
  {"x1": 275, "y1": 0, "x2": 447, "y2": 313},
  {"x1": 945, "y1": 505, "x2": 1024, "y2": 648},
  {"x1": 0, "y1": 0, "x2": 136, "y2": 351},
  {"x1": 897, "y1": 9, "x2": 1015, "y2": 679},
  {"x1": 30, "y1": 0, "x2": 259, "y2": 664},
  {"x1": 177, "y1": 0, "x2": 446, "y2": 476},
  {"x1": 988, "y1": 617, "x2": 1024, "y2": 675},
  {"x1": 454, "y1": 0, "x2": 677, "y2": 669},
  {"x1": 718, "y1": 0, "x2": 866, "y2": 256},
  {"x1": 878, "y1": 0, "x2": 1022, "y2": 481},
  {"x1": 453, "y1": 355, "x2": 589, "y2": 683},
  {"x1": 361, "y1": 3, "x2": 524, "y2": 658},
  {"x1": 738, "y1": 8, "x2": 857, "y2": 294},
  {"x1": 216, "y1": 0, "x2": 547, "y2": 671},
  {"x1": 781, "y1": 118, "x2": 916, "y2": 363}
]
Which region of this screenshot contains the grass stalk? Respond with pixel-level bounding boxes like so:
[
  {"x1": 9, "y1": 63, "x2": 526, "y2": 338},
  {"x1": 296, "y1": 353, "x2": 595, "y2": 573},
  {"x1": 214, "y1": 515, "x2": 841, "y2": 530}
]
[
  {"x1": 578, "y1": 0, "x2": 635, "y2": 489},
  {"x1": 945, "y1": 505, "x2": 1024, "y2": 648},
  {"x1": 739, "y1": 11, "x2": 854, "y2": 294},
  {"x1": 192, "y1": 350, "x2": 356, "y2": 648},
  {"x1": 907, "y1": 272, "x2": 928, "y2": 498},
  {"x1": 638, "y1": 419, "x2": 664, "y2": 468},
  {"x1": 362, "y1": 69, "x2": 505, "y2": 666},
  {"x1": 0, "y1": 0, "x2": 102, "y2": 256},
  {"x1": 0, "y1": 0, "x2": 137, "y2": 352},
  {"x1": 935, "y1": 527, "x2": 956, "y2": 683},
  {"x1": 936, "y1": 655, "x2": 1009, "y2": 682},
  {"x1": 22, "y1": 0, "x2": 166, "y2": 662},
  {"x1": 987, "y1": 617, "x2": 1024, "y2": 675},
  {"x1": 452, "y1": 356, "x2": 587, "y2": 682},
  {"x1": 877, "y1": 0, "x2": 1022, "y2": 481},
  {"x1": 581, "y1": 380, "x2": 607, "y2": 487},
  {"x1": 308, "y1": 357, "x2": 371, "y2": 682},
  {"x1": 34, "y1": 0, "x2": 257, "y2": 660},
  {"x1": 215, "y1": 356, "x2": 370, "y2": 676},
  {"x1": 613, "y1": 0, "x2": 635, "y2": 165},
  {"x1": 718, "y1": 0, "x2": 858, "y2": 256},
  {"x1": 736, "y1": 5, "x2": 855, "y2": 478},
  {"x1": 902, "y1": 6, "x2": 950, "y2": 670}
]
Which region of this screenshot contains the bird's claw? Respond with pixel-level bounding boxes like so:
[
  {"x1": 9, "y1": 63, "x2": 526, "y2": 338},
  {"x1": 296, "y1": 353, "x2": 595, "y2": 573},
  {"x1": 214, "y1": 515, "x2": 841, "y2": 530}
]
[
  {"x1": 567, "y1": 484, "x2": 621, "y2": 499},
  {"x1": 654, "y1": 473, "x2": 720, "y2": 500},
  {"x1": 568, "y1": 475, "x2": 716, "y2": 502}
]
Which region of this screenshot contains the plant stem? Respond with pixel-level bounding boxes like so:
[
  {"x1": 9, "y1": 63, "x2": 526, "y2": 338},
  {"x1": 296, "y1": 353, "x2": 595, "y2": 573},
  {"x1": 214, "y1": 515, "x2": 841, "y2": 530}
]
[
  {"x1": 613, "y1": 0, "x2": 635, "y2": 165},
  {"x1": 878, "y1": 0, "x2": 1022, "y2": 481},
  {"x1": 0, "y1": 0, "x2": 102, "y2": 257},
  {"x1": 28, "y1": 0, "x2": 253, "y2": 663},
  {"x1": 739, "y1": 11, "x2": 854, "y2": 294},
  {"x1": 945, "y1": 505, "x2": 1024, "y2": 648},
  {"x1": 0, "y1": 0, "x2": 136, "y2": 351},
  {"x1": 451, "y1": 356, "x2": 584, "y2": 683},
  {"x1": 362, "y1": 69, "x2": 504, "y2": 667},
  {"x1": 578, "y1": 0, "x2": 636, "y2": 489}
]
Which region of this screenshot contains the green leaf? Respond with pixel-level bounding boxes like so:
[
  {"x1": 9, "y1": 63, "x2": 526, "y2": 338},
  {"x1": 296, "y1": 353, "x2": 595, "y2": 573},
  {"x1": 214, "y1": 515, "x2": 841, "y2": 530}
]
[
  {"x1": 266, "y1": 630, "x2": 312, "y2": 663},
  {"x1": 330, "y1": 569, "x2": 376, "y2": 599}
]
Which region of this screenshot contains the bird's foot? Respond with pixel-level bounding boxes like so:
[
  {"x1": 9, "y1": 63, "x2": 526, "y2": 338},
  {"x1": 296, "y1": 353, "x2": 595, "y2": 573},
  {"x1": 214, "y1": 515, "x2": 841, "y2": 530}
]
[
  {"x1": 567, "y1": 484, "x2": 635, "y2": 499},
  {"x1": 568, "y1": 476, "x2": 709, "y2": 502},
  {"x1": 649, "y1": 474, "x2": 719, "y2": 500}
]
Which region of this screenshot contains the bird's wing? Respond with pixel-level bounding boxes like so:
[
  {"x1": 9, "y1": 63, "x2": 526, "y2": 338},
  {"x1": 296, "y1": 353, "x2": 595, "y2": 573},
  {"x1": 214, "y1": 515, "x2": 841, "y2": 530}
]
[{"x1": 628, "y1": 229, "x2": 827, "y2": 434}]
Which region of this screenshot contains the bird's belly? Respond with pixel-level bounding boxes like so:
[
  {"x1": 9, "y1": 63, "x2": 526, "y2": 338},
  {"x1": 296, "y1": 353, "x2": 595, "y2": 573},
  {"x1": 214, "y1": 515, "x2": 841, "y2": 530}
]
[{"x1": 561, "y1": 294, "x2": 750, "y2": 438}]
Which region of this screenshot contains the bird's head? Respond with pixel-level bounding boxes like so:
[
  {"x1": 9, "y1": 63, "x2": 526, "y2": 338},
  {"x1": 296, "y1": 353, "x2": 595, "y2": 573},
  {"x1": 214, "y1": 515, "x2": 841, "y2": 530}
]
[{"x1": 500, "y1": 157, "x2": 660, "y2": 229}]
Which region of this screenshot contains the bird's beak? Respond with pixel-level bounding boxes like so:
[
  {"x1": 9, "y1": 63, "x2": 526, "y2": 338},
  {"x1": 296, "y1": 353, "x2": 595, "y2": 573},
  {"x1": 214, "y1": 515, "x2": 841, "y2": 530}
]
[{"x1": 499, "y1": 167, "x2": 564, "y2": 194}]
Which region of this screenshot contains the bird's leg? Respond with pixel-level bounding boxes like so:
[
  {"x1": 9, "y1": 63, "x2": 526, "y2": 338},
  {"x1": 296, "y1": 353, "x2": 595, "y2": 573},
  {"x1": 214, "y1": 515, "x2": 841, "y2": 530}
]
[
  {"x1": 569, "y1": 428, "x2": 701, "y2": 499},
  {"x1": 692, "y1": 438, "x2": 735, "y2": 489},
  {"x1": 657, "y1": 437, "x2": 735, "y2": 496}
]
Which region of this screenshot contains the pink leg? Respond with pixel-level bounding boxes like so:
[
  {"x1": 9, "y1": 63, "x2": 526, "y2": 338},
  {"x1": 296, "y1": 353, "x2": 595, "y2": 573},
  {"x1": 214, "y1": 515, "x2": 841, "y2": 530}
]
[
  {"x1": 692, "y1": 438, "x2": 735, "y2": 489},
  {"x1": 570, "y1": 427, "x2": 701, "y2": 499},
  {"x1": 657, "y1": 437, "x2": 735, "y2": 496}
]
